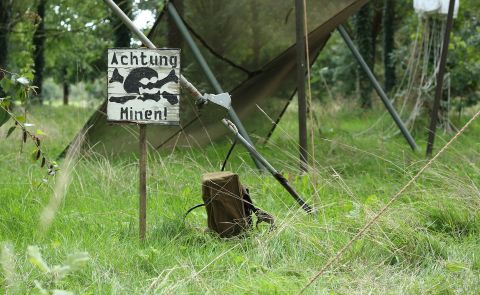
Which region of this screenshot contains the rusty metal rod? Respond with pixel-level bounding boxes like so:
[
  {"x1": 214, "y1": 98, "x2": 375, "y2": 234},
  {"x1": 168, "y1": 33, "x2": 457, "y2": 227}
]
[
  {"x1": 222, "y1": 119, "x2": 313, "y2": 213},
  {"x1": 295, "y1": 0, "x2": 309, "y2": 172}
]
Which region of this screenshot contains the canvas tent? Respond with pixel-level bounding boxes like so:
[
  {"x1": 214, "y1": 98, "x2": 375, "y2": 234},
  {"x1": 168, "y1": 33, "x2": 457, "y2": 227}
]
[{"x1": 76, "y1": 0, "x2": 369, "y2": 155}]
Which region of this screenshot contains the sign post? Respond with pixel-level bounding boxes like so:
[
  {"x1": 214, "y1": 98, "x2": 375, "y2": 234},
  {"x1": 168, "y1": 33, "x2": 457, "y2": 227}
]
[
  {"x1": 107, "y1": 48, "x2": 181, "y2": 241},
  {"x1": 139, "y1": 124, "x2": 147, "y2": 240}
]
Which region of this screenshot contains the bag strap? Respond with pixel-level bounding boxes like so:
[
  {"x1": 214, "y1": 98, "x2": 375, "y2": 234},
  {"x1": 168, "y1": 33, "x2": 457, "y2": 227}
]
[
  {"x1": 242, "y1": 187, "x2": 275, "y2": 230},
  {"x1": 221, "y1": 139, "x2": 238, "y2": 171},
  {"x1": 182, "y1": 203, "x2": 205, "y2": 223}
]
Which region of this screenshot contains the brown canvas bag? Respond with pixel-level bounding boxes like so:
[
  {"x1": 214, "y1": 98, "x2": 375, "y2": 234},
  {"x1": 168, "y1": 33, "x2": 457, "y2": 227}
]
[{"x1": 185, "y1": 171, "x2": 274, "y2": 238}]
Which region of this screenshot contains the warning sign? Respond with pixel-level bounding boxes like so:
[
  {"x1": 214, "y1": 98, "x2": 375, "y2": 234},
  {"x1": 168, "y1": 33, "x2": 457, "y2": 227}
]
[{"x1": 107, "y1": 48, "x2": 180, "y2": 124}]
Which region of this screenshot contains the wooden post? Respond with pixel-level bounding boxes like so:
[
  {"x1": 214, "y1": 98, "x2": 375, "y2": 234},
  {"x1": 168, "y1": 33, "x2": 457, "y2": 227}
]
[
  {"x1": 426, "y1": 0, "x2": 456, "y2": 157},
  {"x1": 139, "y1": 124, "x2": 147, "y2": 241},
  {"x1": 295, "y1": 0, "x2": 308, "y2": 172}
]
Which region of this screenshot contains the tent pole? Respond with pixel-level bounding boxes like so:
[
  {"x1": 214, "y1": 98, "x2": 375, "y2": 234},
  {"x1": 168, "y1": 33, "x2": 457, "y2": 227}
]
[
  {"x1": 102, "y1": 0, "x2": 312, "y2": 212},
  {"x1": 337, "y1": 25, "x2": 418, "y2": 151},
  {"x1": 295, "y1": 0, "x2": 309, "y2": 172},
  {"x1": 426, "y1": 0, "x2": 456, "y2": 157},
  {"x1": 166, "y1": 3, "x2": 266, "y2": 171}
]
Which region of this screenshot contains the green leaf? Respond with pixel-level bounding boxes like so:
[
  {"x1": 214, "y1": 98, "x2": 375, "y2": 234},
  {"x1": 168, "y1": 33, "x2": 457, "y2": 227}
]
[
  {"x1": 15, "y1": 116, "x2": 26, "y2": 123},
  {"x1": 0, "y1": 110, "x2": 10, "y2": 127},
  {"x1": 36, "y1": 149, "x2": 41, "y2": 160},
  {"x1": 0, "y1": 78, "x2": 12, "y2": 92},
  {"x1": 16, "y1": 77, "x2": 30, "y2": 86},
  {"x1": 0, "y1": 99, "x2": 11, "y2": 108},
  {"x1": 36, "y1": 129, "x2": 46, "y2": 135},
  {"x1": 6, "y1": 126, "x2": 16, "y2": 138},
  {"x1": 31, "y1": 149, "x2": 41, "y2": 162}
]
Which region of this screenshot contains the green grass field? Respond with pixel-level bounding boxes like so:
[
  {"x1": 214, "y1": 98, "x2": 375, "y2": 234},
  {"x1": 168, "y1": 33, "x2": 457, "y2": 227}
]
[{"x1": 1, "y1": 102, "x2": 479, "y2": 294}]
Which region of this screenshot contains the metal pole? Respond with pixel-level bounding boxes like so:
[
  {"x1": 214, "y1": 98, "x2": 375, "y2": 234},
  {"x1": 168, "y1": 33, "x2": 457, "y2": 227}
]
[
  {"x1": 426, "y1": 0, "x2": 456, "y2": 157},
  {"x1": 338, "y1": 25, "x2": 418, "y2": 151},
  {"x1": 222, "y1": 119, "x2": 313, "y2": 213},
  {"x1": 139, "y1": 124, "x2": 147, "y2": 241},
  {"x1": 102, "y1": 0, "x2": 312, "y2": 212},
  {"x1": 295, "y1": 0, "x2": 308, "y2": 172},
  {"x1": 167, "y1": 3, "x2": 265, "y2": 171}
]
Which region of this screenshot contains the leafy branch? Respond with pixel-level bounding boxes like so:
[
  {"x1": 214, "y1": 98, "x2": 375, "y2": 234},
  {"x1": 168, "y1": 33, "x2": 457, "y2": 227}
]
[
  {"x1": 1, "y1": 106, "x2": 59, "y2": 177},
  {"x1": 0, "y1": 68, "x2": 59, "y2": 182}
]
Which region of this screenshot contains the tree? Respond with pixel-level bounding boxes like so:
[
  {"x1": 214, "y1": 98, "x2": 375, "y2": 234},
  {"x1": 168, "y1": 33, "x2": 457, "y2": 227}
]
[
  {"x1": 0, "y1": 0, "x2": 13, "y2": 96},
  {"x1": 383, "y1": 0, "x2": 396, "y2": 93},
  {"x1": 0, "y1": 1, "x2": 13, "y2": 66},
  {"x1": 355, "y1": 3, "x2": 374, "y2": 108},
  {"x1": 44, "y1": 0, "x2": 111, "y2": 105},
  {"x1": 33, "y1": 0, "x2": 46, "y2": 103},
  {"x1": 112, "y1": 0, "x2": 132, "y2": 47}
]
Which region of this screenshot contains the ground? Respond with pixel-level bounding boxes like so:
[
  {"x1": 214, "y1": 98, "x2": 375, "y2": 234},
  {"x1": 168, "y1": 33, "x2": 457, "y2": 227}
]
[{"x1": 1, "y1": 102, "x2": 479, "y2": 294}]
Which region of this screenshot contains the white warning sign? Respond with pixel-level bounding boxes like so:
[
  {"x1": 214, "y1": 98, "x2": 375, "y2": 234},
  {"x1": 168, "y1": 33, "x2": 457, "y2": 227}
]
[{"x1": 107, "y1": 48, "x2": 180, "y2": 124}]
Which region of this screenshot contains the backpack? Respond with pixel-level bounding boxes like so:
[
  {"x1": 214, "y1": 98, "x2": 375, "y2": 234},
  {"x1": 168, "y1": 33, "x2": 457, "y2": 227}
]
[{"x1": 185, "y1": 171, "x2": 274, "y2": 238}]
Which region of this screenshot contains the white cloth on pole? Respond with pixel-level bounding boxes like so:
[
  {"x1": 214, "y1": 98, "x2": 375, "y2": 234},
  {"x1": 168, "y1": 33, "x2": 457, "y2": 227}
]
[
  {"x1": 439, "y1": 0, "x2": 459, "y2": 17},
  {"x1": 414, "y1": 0, "x2": 441, "y2": 14},
  {"x1": 413, "y1": 0, "x2": 459, "y2": 17}
]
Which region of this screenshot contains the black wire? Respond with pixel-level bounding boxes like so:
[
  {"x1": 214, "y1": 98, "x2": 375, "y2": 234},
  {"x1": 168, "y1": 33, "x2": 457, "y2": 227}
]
[{"x1": 221, "y1": 139, "x2": 237, "y2": 171}]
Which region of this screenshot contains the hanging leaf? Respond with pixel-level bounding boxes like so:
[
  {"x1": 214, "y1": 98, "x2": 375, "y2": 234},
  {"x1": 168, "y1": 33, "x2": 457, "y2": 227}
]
[
  {"x1": 16, "y1": 76, "x2": 30, "y2": 86},
  {"x1": 0, "y1": 109, "x2": 9, "y2": 127},
  {"x1": 0, "y1": 99, "x2": 11, "y2": 108},
  {"x1": 35, "y1": 149, "x2": 41, "y2": 160},
  {"x1": 36, "y1": 137, "x2": 41, "y2": 147},
  {"x1": 41, "y1": 157, "x2": 46, "y2": 168},
  {"x1": 16, "y1": 116, "x2": 26, "y2": 123},
  {"x1": 6, "y1": 126, "x2": 16, "y2": 138},
  {"x1": 23, "y1": 131, "x2": 27, "y2": 143},
  {"x1": 31, "y1": 149, "x2": 40, "y2": 162}
]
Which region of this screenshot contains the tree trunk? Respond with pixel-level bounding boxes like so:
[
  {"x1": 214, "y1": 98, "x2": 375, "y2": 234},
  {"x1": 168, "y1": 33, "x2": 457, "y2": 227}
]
[
  {"x1": 0, "y1": 0, "x2": 11, "y2": 68},
  {"x1": 371, "y1": 0, "x2": 383, "y2": 64},
  {"x1": 0, "y1": 0, "x2": 12, "y2": 96},
  {"x1": 33, "y1": 0, "x2": 46, "y2": 103},
  {"x1": 383, "y1": 0, "x2": 396, "y2": 93},
  {"x1": 167, "y1": 0, "x2": 183, "y2": 48},
  {"x1": 113, "y1": 0, "x2": 132, "y2": 47},
  {"x1": 355, "y1": 3, "x2": 374, "y2": 108},
  {"x1": 63, "y1": 80, "x2": 69, "y2": 106}
]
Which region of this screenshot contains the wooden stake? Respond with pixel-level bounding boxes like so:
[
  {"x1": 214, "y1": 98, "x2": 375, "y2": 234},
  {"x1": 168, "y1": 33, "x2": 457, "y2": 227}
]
[
  {"x1": 426, "y1": 0, "x2": 456, "y2": 157},
  {"x1": 295, "y1": 0, "x2": 308, "y2": 172},
  {"x1": 139, "y1": 124, "x2": 147, "y2": 241}
]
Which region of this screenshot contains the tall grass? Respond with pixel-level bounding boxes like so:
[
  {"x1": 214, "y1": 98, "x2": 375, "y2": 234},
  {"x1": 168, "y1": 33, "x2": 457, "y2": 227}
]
[{"x1": 0, "y1": 102, "x2": 479, "y2": 293}]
